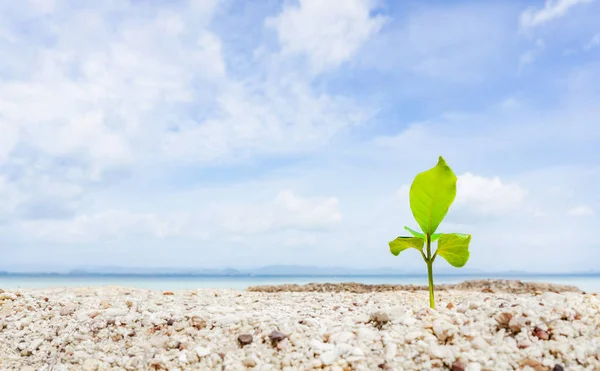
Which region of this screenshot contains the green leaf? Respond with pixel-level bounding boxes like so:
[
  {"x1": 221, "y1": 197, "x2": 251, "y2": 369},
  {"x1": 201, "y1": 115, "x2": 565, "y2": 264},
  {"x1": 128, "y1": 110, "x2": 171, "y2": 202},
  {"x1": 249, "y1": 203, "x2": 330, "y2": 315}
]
[
  {"x1": 435, "y1": 233, "x2": 471, "y2": 268},
  {"x1": 389, "y1": 237, "x2": 424, "y2": 256},
  {"x1": 409, "y1": 156, "x2": 457, "y2": 235},
  {"x1": 404, "y1": 226, "x2": 442, "y2": 242}
]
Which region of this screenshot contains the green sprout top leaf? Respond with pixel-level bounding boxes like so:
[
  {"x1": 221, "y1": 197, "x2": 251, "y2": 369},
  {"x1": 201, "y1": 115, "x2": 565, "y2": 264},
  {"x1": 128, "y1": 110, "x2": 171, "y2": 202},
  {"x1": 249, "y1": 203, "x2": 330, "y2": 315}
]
[
  {"x1": 409, "y1": 156, "x2": 457, "y2": 235},
  {"x1": 388, "y1": 156, "x2": 472, "y2": 309}
]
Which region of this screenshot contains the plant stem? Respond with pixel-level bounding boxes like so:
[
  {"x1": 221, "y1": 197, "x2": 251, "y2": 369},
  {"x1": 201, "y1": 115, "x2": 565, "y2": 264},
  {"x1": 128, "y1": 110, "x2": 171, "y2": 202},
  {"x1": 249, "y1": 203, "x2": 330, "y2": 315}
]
[{"x1": 426, "y1": 234, "x2": 435, "y2": 309}]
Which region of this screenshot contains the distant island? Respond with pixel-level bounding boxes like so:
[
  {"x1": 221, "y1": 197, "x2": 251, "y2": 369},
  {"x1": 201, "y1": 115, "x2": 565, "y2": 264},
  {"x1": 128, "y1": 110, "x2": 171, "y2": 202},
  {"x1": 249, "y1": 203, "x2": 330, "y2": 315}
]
[{"x1": 0, "y1": 265, "x2": 598, "y2": 277}]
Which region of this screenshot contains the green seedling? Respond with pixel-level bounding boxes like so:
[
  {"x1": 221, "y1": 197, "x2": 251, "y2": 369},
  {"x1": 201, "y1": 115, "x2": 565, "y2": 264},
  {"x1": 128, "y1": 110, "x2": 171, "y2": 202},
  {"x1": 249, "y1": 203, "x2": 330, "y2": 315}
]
[{"x1": 389, "y1": 156, "x2": 471, "y2": 309}]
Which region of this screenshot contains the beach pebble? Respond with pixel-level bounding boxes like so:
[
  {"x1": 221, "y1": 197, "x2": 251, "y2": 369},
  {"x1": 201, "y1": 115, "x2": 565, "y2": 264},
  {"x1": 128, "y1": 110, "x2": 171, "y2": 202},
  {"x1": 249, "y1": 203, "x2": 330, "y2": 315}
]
[
  {"x1": 269, "y1": 330, "x2": 286, "y2": 343},
  {"x1": 320, "y1": 350, "x2": 337, "y2": 365},
  {"x1": 0, "y1": 292, "x2": 17, "y2": 301},
  {"x1": 452, "y1": 360, "x2": 466, "y2": 371},
  {"x1": 532, "y1": 327, "x2": 549, "y2": 341},
  {"x1": 243, "y1": 358, "x2": 257, "y2": 367},
  {"x1": 238, "y1": 334, "x2": 253, "y2": 346},
  {"x1": 60, "y1": 303, "x2": 76, "y2": 316},
  {"x1": 195, "y1": 346, "x2": 211, "y2": 357},
  {"x1": 82, "y1": 358, "x2": 100, "y2": 371}
]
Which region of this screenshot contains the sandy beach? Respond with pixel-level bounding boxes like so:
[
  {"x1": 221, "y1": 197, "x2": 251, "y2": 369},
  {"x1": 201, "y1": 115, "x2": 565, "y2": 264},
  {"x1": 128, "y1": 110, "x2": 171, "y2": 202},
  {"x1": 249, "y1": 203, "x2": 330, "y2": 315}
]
[{"x1": 0, "y1": 280, "x2": 599, "y2": 370}]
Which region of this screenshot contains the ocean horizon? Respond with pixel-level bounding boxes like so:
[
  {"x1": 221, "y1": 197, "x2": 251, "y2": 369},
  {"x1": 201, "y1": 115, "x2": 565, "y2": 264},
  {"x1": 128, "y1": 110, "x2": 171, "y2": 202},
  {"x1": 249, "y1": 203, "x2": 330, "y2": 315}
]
[{"x1": 2, "y1": 273, "x2": 599, "y2": 292}]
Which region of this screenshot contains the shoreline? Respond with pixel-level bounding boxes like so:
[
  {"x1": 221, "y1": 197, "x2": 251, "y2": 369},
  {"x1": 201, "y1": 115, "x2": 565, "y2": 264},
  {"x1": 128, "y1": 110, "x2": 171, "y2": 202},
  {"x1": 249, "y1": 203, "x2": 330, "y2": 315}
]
[{"x1": 1, "y1": 280, "x2": 599, "y2": 370}]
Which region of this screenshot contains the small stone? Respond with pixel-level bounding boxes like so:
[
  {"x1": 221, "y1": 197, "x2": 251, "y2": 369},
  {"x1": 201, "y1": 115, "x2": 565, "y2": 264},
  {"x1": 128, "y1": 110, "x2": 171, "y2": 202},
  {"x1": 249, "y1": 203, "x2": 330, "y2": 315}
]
[
  {"x1": 167, "y1": 319, "x2": 175, "y2": 326},
  {"x1": 446, "y1": 302, "x2": 455, "y2": 309},
  {"x1": 465, "y1": 363, "x2": 482, "y2": 371},
  {"x1": 0, "y1": 292, "x2": 17, "y2": 301},
  {"x1": 384, "y1": 343, "x2": 397, "y2": 361},
  {"x1": 552, "y1": 365, "x2": 564, "y2": 371},
  {"x1": 99, "y1": 300, "x2": 111, "y2": 309},
  {"x1": 191, "y1": 316, "x2": 207, "y2": 330},
  {"x1": 27, "y1": 339, "x2": 44, "y2": 353},
  {"x1": 243, "y1": 358, "x2": 256, "y2": 367},
  {"x1": 320, "y1": 350, "x2": 337, "y2": 365},
  {"x1": 508, "y1": 316, "x2": 529, "y2": 334},
  {"x1": 496, "y1": 312, "x2": 513, "y2": 329},
  {"x1": 60, "y1": 303, "x2": 76, "y2": 316},
  {"x1": 104, "y1": 308, "x2": 127, "y2": 317},
  {"x1": 269, "y1": 330, "x2": 286, "y2": 343},
  {"x1": 82, "y1": 358, "x2": 100, "y2": 371},
  {"x1": 311, "y1": 360, "x2": 323, "y2": 368},
  {"x1": 88, "y1": 310, "x2": 100, "y2": 319},
  {"x1": 237, "y1": 334, "x2": 253, "y2": 346},
  {"x1": 195, "y1": 346, "x2": 210, "y2": 358},
  {"x1": 452, "y1": 360, "x2": 466, "y2": 371},
  {"x1": 369, "y1": 311, "x2": 390, "y2": 329},
  {"x1": 532, "y1": 327, "x2": 549, "y2": 341},
  {"x1": 472, "y1": 337, "x2": 488, "y2": 350},
  {"x1": 519, "y1": 358, "x2": 549, "y2": 371},
  {"x1": 91, "y1": 319, "x2": 107, "y2": 331},
  {"x1": 163, "y1": 291, "x2": 174, "y2": 296},
  {"x1": 174, "y1": 322, "x2": 185, "y2": 331},
  {"x1": 125, "y1": 300, "x2": 133, "y2": 308}
]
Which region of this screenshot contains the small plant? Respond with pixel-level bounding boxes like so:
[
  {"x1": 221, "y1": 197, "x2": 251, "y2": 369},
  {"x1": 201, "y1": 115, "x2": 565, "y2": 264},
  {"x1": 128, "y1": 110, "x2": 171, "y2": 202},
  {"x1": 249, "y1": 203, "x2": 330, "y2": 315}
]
[{"x1": 389, "y1": 156, "x2": 471, "y2": 309}]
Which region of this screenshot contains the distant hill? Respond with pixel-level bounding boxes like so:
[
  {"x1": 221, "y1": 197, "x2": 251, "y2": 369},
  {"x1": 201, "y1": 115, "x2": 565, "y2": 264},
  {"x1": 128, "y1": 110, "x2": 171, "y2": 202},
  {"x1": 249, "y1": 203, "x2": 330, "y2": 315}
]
[{"x1": 0, "y1": 264, "x2": 590, "y2": 277}]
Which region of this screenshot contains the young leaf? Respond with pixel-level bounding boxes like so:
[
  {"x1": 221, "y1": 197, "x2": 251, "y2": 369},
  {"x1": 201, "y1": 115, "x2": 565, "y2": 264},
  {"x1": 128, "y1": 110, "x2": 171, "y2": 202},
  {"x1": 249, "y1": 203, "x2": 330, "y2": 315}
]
[
  {"x1": 409, "y1": 156, "x2": 457, "y2": 235},
  {"x1": 435, "y1": 233, "x2": 471, "y2": 267},
  {"x1": 389, "y1": 237, "x2": 424, "y2": 256},
  {"x1": 404, "y1": 226, "x2": 442, "y2": 242}
]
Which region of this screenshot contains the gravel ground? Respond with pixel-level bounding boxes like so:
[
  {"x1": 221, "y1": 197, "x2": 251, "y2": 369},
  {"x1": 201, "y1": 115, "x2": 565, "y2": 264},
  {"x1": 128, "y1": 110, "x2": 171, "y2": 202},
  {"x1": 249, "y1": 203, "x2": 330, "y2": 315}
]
[{"x1": 0, "y1": 282, "x2": 599, "y2": 370}]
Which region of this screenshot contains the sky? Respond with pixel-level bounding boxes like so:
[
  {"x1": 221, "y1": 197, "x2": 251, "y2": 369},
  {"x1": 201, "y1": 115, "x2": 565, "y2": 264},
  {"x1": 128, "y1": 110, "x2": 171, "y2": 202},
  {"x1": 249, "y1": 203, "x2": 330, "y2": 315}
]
[{"x1": 0, "y1": 0, "x2": 599, "y2": 273}]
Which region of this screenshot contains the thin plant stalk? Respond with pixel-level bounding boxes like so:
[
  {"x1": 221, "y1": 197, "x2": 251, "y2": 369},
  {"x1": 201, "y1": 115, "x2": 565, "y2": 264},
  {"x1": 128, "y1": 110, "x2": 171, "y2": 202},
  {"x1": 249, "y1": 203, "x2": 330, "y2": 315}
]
[{"x1": 426, "y1": 234, "x2": 435, "y2": 309}]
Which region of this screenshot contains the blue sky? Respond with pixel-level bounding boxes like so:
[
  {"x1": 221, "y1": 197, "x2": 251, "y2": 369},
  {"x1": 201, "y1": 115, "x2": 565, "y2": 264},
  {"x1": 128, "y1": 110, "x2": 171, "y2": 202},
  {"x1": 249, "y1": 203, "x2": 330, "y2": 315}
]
[{"x1": 0, "y1": 0, "x2": 599, "y2": 272}]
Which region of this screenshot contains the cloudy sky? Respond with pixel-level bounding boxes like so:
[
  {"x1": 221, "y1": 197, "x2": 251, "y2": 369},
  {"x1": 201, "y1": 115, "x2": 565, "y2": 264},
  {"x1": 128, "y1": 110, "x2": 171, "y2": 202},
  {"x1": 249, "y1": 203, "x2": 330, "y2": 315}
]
[{"x1": 1, "y1": 0, "x2": 599, "y2": 272}]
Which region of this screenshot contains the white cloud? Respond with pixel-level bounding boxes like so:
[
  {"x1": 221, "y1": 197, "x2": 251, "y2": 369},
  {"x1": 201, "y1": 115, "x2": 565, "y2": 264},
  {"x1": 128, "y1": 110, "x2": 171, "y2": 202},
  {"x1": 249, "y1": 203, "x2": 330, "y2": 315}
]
[
  {"x1": 27, "y1": 0, "x2": 54, "y2": 14},
  {"x1": 0, "y1": 121, "x2": 19, "y2": 163},
  {"x1": 266, "y1": 0, "x2": 386, "y2": 73},
  {"x1": 0, "y1": 0, "x2": 372, "y2": 228},
  {"x1": 20, "y1": 210, "x2": 189, "y2": 243},
  {"x1": 568, "y1": 205, "x2": 595, "y2": 216},
  {"x1": 18, "y1": 190, "x2": 341, "y2": 243},
  {"x1": 161, "y1": 80, "x2": 369, "y2": 163},
  {"x1": 0, "y1": 2, "x2": 226, "y2": 175},
  {"x1": 520, "y1": 0, "x2": 593, "y2": 29},
  {"x1": 217, "y1": 190, "x2": 342, "y2": 235},
  {"x1": 395, "y1": 173, "x2": 527, "y2": 217},
  {"x1": 454, "y1": 173, "x2": 527, "y2": 215},
  {"x1": 0, "y1": 176, "x2": 21, "y2": 222}
]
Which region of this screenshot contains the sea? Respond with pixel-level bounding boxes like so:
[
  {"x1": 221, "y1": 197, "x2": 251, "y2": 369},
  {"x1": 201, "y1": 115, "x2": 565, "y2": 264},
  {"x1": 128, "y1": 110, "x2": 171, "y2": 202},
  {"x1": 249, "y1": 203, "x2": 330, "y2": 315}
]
[{"x1": 1, "y1": 274, "x2": 599, "y2": 292}]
